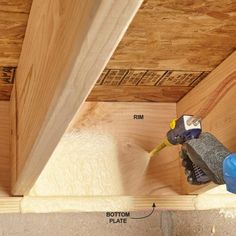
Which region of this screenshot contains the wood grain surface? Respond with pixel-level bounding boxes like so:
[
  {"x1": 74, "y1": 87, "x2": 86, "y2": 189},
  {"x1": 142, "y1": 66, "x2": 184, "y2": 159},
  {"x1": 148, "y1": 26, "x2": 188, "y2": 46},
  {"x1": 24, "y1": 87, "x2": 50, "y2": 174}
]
[
  {"x1": 20, "y1": 193, "x2": 236, "y2": 212},
  {"x1": 2, "y1": 0, "x2": 236, "y2": 102},
  {"x1": 177, "y1": 51, "x2": 236, "y2": 194},
  {"x1": 0, "y1": 1, "x2": 32, "y2": 100},
  {"x1": 89, "y1": 0, "x2": 236, "y2": 102},
  {"x1": 108, "y1": 0, "x2": 236, "y2": 72},
  {"x1": 10, "y1": 86, "x2": 16, "y2": 190},
  {"x1": 21, "y1": 196, "x2": 196, "y2": 212},
  {"x1": 0, "y1": 0, "x2": 32, "y2": 13},
  {"x1": 87, "y1": 85, "x2": 192, "y2": 102},
  {"x1": 13, "y1": 0, "x2": 142, "y2": 195},
  {"x1": 29, "y1": 102, "x2": 181, "y2": 196},
  {"x1": 0, "y1": 101, "x2": 10, "y2": 196},
  {"x1": 0, "y1": 1, "x2": 31, "y2": 66}
]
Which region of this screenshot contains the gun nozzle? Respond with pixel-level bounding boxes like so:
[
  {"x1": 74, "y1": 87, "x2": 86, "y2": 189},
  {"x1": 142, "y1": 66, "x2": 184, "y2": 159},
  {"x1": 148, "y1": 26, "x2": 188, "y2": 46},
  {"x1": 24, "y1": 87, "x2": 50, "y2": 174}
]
[{"x1": 149, "y1": 139, "x2": 171, "y2": 158}]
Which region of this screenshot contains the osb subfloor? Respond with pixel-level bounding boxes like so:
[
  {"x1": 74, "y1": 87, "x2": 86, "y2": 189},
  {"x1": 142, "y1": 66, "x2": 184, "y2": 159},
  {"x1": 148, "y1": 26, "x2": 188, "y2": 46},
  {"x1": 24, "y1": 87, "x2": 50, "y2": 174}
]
[{"x1": 0, "y1": 211, "x2": 235, "y2": 236}]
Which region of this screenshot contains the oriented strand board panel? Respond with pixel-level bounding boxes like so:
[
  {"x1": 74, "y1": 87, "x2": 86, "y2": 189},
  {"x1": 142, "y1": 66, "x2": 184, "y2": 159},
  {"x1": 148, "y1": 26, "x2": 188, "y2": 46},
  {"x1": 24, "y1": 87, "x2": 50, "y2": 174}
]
[
  {"x1": 29, "y1": 102, "x2": 181, "y2": 196},
  {"x1": 89, "y1": 0, "x2": 236, "y2": 102},
  {"x1": 0, "y1": 1, "x2": 31, "y2": 66},
  {"x1": 0, "y1": 1, "x2": 32, "y2": 12},
  {"x1": 177, "y1": 51, "x2": 236, "y2": 194},
  {"x1": 0, "y1": 101, "x2": 10, "y2": 196},
  {"x1": 108, "y1": 0, "x2": 236, "y2": 71}
]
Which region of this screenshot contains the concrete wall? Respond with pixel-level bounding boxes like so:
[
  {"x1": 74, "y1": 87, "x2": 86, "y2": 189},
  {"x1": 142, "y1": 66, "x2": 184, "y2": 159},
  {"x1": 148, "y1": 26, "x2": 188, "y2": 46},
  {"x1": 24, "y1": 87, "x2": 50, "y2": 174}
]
[{"x1": 0, "y1": 210, "x2": 235, "y2": 236}]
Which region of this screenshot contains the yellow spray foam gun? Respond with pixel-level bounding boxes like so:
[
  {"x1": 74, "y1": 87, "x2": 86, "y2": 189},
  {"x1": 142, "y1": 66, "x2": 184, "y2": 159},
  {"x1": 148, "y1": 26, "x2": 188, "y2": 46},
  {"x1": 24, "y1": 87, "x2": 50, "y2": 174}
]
[
  {"x1": 149, "y1": 115, "x2": 236, "y2": 191},
  {"x1": 149, "y1": 115, "x2": 201, "y2": 158}
]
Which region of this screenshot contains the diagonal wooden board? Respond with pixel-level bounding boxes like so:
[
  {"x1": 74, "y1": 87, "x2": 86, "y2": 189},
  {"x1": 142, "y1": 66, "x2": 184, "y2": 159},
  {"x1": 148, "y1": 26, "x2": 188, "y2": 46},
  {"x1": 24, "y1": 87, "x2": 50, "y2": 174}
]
[
  {"x1": 177, "y1": 51, "x2": 236, "y2": 194},
  {"x1": 12, "y1": 0, "x2": 143, "y2": 195},
  {"x1": 29, "y1": 102, "x2": 181, "y2": 196}
]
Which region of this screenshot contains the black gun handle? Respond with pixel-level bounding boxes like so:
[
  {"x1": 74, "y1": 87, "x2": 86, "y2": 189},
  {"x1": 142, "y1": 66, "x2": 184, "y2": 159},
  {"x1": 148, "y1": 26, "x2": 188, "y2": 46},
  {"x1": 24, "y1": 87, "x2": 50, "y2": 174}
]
[
  {"x1": 180, "y1": 148, "x2": 210, "y2": 185},
  {"x1": 182, "y1": 132, "x2": 230, "y2": 185}
]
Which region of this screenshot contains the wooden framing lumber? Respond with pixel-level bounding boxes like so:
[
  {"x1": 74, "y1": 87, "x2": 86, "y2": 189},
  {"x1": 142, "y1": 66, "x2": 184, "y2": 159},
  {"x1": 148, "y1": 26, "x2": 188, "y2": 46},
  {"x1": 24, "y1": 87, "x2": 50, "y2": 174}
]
[
  {"x1": 0, "y1": 193, "x2": 236, "y2": 213},
  {"x1": 0, "y1": 198, "x2": 21, "y2": 213},
  {"x1": 2, "y1": 192, "x2": 236, "y2": 213},
  {"x1": 12, "y1": 0, "x2": 142, "y2": 195},
  {"x1": 87, "y1": 86, "x2": 192, "y2": 102},
  {"x1": 6, "y1": 194, "x2": 236, "y2": 213},
  {"x1": 177, "y1": 51, "x2": 236, "y2": 194},
  {"x1": 10, "y1": 86, "x2": 16, "y2": 190},
  {"x1": 0, "y1": 101, "x2": 11, "y2": 196},
  {"x1": 20, "y1": 196, "x2": 196, "y2": 212}
]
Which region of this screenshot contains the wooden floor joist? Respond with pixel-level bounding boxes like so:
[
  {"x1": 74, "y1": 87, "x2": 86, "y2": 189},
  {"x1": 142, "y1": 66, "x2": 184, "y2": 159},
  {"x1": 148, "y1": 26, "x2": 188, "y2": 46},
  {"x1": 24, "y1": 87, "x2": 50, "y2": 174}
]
[
  {"x1": 177, "y1": 51, "x2": 236, "y2": 194},
  {"x1": 12, "y1": 0, "x2": 143, "y2": 195}
]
